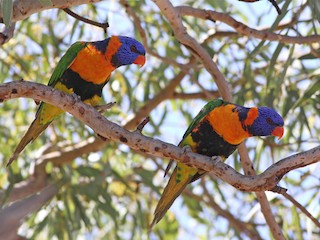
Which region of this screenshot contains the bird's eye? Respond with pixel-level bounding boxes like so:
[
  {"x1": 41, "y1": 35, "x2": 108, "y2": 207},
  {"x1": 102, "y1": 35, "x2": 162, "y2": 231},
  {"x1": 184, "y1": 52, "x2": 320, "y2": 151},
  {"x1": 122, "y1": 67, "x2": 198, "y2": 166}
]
[
  {"x1": 130, "y1": 45, "x2": 138, "y2": 53},
  {"x1": 266, "y1": 117, "x2": 273, "y2": 125}
]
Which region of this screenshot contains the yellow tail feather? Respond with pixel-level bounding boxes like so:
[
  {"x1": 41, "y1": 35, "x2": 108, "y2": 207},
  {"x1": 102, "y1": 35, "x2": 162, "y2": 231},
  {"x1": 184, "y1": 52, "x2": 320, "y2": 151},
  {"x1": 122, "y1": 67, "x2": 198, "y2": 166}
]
[
  {"x1": 150, "y1": 165, "x2": 194, "y2": 228},
  {"x1": 7, "y1": 116, "x2": 50, "y2": 167}
]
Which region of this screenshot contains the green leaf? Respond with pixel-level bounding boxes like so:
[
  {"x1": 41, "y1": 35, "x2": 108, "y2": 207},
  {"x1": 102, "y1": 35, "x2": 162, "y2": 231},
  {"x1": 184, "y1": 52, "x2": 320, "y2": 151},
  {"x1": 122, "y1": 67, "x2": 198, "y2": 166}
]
[
  {"x1": 133, "y1": 168, "x2": 160, "y2": 194},
  {"x1": 76, "y1": 166, "x2": 101, "y2": 177},
  {"x1": 292, "y1": 78, "x2": 320, "y2": 109},
  {"x1": 1, "y1": 0, "x2": 13, "y2": 27}
]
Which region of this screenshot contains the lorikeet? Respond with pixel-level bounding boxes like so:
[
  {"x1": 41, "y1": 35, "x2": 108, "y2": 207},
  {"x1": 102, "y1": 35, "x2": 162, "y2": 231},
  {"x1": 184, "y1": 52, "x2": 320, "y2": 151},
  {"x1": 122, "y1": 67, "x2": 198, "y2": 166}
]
[
  {"x1": 150, "y1": 99, "x2": 284, "y2": 227},
  {"x1": 7, "y1": 36, "x2": 146, "y2": 166}
]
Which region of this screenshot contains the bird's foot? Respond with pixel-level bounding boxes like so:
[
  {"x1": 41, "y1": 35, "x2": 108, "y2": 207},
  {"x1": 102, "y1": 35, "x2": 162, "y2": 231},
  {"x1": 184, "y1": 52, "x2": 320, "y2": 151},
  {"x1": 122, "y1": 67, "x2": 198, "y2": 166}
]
[{"x1": 95, "y1": 102, "x2": 117, "y2": 114}]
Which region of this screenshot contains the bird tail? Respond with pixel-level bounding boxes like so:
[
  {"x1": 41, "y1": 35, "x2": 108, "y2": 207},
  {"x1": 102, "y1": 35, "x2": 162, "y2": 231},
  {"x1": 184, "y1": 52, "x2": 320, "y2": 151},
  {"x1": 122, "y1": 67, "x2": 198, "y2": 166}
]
[
  {"x1": 150, "y1": 164, "x2": 195, "y2": 228},
  {"x1": 7, "y1": 116, "x2": 51, "y2": 167}
]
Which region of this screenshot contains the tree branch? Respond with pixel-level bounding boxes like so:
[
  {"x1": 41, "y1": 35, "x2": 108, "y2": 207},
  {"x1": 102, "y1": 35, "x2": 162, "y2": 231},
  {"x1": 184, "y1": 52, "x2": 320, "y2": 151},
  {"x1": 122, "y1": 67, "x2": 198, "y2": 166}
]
[
  {"x1": 0, "y1": 0, "x2": 103, "y2": 23},
  {"x1": 152, "y1": 0, "x2": 232, "y2": 101},
  {"x1": 176, "y1": 6, "x2": 320, "y2": 44},
  {"x1": 281, "y1": 191, "x2": 320, "y2": 228},
  {"x1": 0, "y1": 184, "x2": 58, "y2": 238},
  {"x1": 1, "y1": 81, "x2": 319, "y2": 193},
  {"x1": 62, "y1": 8, "x2": 109, "y2": 32},
  {"x1": 239, "y1": 0, "x2": 282, "y2": 15}
]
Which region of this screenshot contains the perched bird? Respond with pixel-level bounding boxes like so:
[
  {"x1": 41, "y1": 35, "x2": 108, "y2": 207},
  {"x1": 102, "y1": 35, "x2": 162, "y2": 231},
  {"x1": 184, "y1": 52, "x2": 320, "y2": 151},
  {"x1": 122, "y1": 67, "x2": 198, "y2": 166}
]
[
  {"x1": 150, "y1": 99, "x2": 284, "y2": 227},
  {"x1": 7, "y1": 36, "x2": 146, "y2": 166}
]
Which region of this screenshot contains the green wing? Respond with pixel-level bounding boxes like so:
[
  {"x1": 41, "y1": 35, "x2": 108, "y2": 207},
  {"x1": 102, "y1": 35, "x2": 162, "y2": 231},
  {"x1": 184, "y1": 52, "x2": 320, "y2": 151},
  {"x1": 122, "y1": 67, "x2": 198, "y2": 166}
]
[
  {"x1": 181, "y1": 99, "x2": 226, "y2": 140},
  {"x1": 164, "y1": 99, "x2": 227, "y2": 177},
  {"x1": 47, "y1": 41, "x2": 86, "y2": 87}
]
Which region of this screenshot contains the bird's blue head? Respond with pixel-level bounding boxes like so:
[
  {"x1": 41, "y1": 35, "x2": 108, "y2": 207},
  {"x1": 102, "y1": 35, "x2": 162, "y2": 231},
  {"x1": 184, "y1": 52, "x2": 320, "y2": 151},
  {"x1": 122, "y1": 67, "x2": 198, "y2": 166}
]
[
  {"x1": 110, "y1": 36, "x2": 146, "y2": 68},
  {"x1": 248, "y1": 106, "x2": 284, "y2": 139}
]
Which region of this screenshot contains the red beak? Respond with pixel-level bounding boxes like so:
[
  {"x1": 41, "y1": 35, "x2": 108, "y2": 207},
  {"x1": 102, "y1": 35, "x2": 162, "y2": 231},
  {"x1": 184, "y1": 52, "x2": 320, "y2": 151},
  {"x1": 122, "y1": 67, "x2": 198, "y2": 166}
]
[
  {"x1": 133, "y1": 55, "x2": 146, "y2": 68},
  {"x1": 272, "y1": 126, "x2": 284, "y2": 140}
]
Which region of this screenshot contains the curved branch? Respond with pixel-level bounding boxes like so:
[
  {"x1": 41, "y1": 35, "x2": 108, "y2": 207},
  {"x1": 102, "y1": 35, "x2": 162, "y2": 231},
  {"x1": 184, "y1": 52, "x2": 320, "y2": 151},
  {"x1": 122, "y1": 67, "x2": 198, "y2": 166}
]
[
  {"x1": 1, "y1": 81, "x2": 319, "y2": 192},
  {"x1": 176, "y1": 6, "x2": 320, "y2": 44},
  {"x1": 63, "y1": 8, "x2": 109, "y2": 32},
  {"x1": 152, "y1": 0, "x2": 232, "y2": 101}
]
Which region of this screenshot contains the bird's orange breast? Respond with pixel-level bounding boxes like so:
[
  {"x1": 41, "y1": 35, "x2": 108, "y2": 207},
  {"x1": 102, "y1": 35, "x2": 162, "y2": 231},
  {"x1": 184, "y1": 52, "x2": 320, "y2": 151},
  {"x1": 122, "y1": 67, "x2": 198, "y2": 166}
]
[
  {"x1": 206, "y1": 105, "x2": 251, "y2": 145},
  {"x1": 69, "y1": 44, "x2": 117, "y2": 85}
]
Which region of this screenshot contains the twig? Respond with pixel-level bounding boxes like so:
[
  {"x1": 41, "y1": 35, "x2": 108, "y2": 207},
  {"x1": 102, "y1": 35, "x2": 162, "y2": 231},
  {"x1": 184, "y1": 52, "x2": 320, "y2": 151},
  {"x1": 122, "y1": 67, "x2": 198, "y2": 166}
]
[
  {"x1": 136, "y1": 116, "x2": 150, "y2": 133},
  {"x1": 270, "y1": 185, "x2": 287, "y2": 194},
  {"x1": 268, "y1": 0, "x2": 282, "y2": 14},
  {"x1": 238, "y1": 0, "x2": 282, "y2": 15},
  {"x1": 281, "y1": 191, "x2": 320, "y2": 229},
  {"x1": 95, "y1": 101, "x2": 116, "y2": 114},
  {"x1": 62, "y1": 8, "x2": 109, "y2": 32}
]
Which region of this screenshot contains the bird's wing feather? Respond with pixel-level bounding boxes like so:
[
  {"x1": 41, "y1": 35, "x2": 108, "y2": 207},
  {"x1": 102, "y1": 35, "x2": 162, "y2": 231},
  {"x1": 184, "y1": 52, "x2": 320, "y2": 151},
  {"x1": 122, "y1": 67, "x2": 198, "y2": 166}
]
[
  {"x1": 181, "y1": 99, "x2": 225, "y2": 141},
  {"x1": 164, "y1": 99, "x2": 225, "y2": 177},
  {"x1": 47, "y1": 41, "x2": 86, "y2": 87}
]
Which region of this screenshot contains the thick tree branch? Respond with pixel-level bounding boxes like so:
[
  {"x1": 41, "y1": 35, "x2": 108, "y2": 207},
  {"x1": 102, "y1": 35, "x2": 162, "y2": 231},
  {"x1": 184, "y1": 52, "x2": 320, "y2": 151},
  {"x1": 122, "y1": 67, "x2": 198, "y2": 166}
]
[
  {"x1": 1, "y1": 81, "x2": 319, "y2": 193},
  {"x1": 0, "y1": 0, "x2": 102, "y2": 23},
  {"x1": 0, "y1": 184, "x2": 58, "y2": 238},
  {"x1": 0, "y1": 171, "x2": 48, "y2": 203}
]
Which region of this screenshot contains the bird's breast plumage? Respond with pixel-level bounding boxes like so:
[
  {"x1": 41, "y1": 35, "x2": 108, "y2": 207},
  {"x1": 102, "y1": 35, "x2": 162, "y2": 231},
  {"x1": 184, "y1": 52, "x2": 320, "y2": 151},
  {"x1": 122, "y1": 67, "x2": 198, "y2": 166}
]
[
  {"x1": 183, "y1": 119, "x2": 238, "y2": 158},
  {"x1": 69, "y1": 43, "x2": 116, "y2": 85},
  {"x1": 205, "y1": 104, "x2": 252, "y2": 145}
]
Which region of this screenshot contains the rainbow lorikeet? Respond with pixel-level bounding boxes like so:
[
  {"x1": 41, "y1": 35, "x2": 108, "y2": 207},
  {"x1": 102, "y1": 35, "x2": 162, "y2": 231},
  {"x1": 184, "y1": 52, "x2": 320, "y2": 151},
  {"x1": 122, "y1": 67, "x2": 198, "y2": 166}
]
[
  {"x1": 7, "y1": 36, "x2": 146, "y2": 166},
  {"x1": 150, "y1": 99, "x2": 284, "y2": 227}
]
